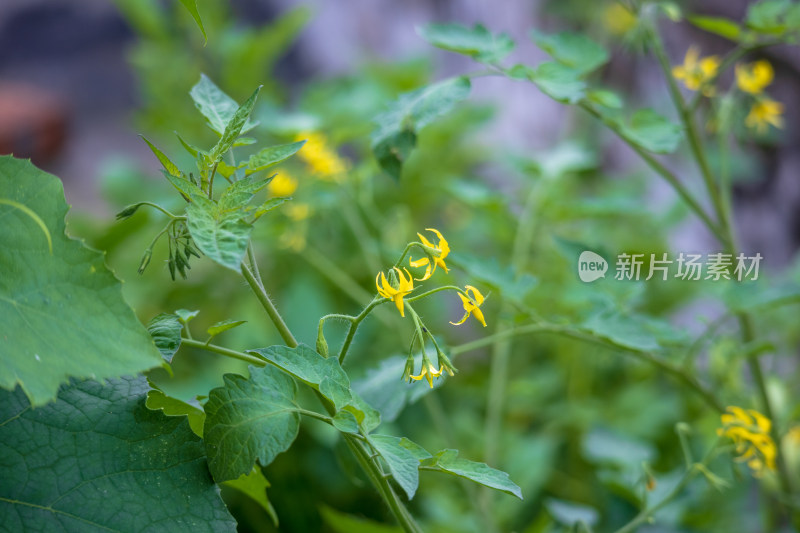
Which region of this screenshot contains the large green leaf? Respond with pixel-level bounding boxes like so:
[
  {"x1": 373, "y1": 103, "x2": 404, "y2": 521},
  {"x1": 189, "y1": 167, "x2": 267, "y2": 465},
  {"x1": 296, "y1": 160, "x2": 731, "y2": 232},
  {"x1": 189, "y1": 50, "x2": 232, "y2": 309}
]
[
  {"x1": 530, "y1": 30, "x2": 609, "y2": 75},
  {"x1": 186, "y1": 195, "x2": 252, "y2": 273},
  {"x1": 417, "y1": 23, "x2": 514, "y2": 63},
  {"x1": 0, "y1": 156, "x2": 163, "y2": 406},
  {"x1": 249, "y1": 344, "x2": 353, "y2": 410},
  {"x1": 618, "y1": 109, "x2": 683, "y2": 154},
  {"x1": 371, "y1": 77, "x2": 471, "y2": 180},
  {"x1": 369, "y1": 434, "x2": 424, "y2": 499},
  {"x1": 204, "y1": 365, "x2": 300, "y2": 482},
  {"x1": 427, "y1": 449, "x2": 523, "y2": 500},
  {"x1": 0, "y1": 376, "x2": 236, "y2": 532},
  {"x1": 190, "y1": 74, "x2": 258, "y2": 135},
  {"x1": 209, "y1": 85, "x2": 262, "y2": 164}
]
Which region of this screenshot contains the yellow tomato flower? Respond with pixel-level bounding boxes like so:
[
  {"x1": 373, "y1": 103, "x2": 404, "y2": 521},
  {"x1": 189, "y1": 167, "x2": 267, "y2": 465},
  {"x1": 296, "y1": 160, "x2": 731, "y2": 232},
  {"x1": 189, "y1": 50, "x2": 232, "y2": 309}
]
[
  {"x1": 736, "y1": 60, "x2": 774, "y2": 94},
  {"x1": 409, "y1": 359, "x2": 444, "y2": 388},
  {"x1": 603, "y1": 3, "x2": 636, "y2": 36},
  {"x1": 268, "y1": 172, "x2": 298, "y2": 197},
  {"x1": 745, "y1": 98, "x2": 784, "y2": 134},
  {"x1": 409, "y1": 228, "x2": 450, "y2": 280},
  {"x1": 718, "y1": 406, "x2": 777, "y2": 476},
  {"x1": 376, "y1": 267, "x2": 414, "y2": 317},
  {"x1": 450, "y1": 285, "x2": 487, "y2": 327},
  {"x1": 672, "y1": 46, "x2": 720, "y2": 95},
  {"x1": 295, "y1": 131, "x2": 347, "y2": 180}
]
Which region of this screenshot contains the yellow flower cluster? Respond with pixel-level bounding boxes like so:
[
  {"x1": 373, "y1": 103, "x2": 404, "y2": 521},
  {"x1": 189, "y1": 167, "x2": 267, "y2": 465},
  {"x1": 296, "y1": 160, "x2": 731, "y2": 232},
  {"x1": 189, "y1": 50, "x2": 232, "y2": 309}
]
[
  {"x1": 672, "y1": 46, "x2": 784, "y2": 134},
  {"x1": 374, "y1": 229, "x2": 488, "y2": 387},
  {"x1": 718, "y1": 406, "x2": 777, "y2": 476},
  {"x1": 295, "y1": 131, "x2": 347, "y2": 181},
  {"x1": 735, "y1": 60, "x2": 783, "y2": 134},
  {"x1": 672, "y1": 46, "x2": 720, "y2": 96}
]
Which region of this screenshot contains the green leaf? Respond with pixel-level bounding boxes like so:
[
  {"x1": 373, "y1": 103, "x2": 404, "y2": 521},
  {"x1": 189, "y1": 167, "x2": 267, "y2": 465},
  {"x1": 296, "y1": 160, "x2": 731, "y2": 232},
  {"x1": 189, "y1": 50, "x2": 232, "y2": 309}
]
[
  {"x1": 343, "y1": 391, "x2": 382, "y2": 433},
  {"x1": 530, "y1": 30, "x2": 609, "y2": 75},
  {"x1": 190, "y1": 74, "x2": 258, "y2": 135},
  {"x1": 248, "y1": 344, "x2": 353, "y2": 410},
  {"x1": 254, "y1": 197, "x2": 290, "y2": 219},
  {"x1": 145, "y1": 381, "x2": 205, "y2": 437},
  {"x1": 141, "y1": 135, "x2": 181, "y2": 177},
  {"x1": 176, "y1": 308, "x2": 199, "y2": 323},
  {"x1": 147, "y1": 312, "x2": 183, "y2": 363},
  {"x1": 417, "y1": 23, "x2": 515, "y2": 63},
  {"x1": 186, "y1": 195, "x2": 252, "y2": 273},
  {"x1": 178, "y1": 0, "x2": 206, "y2": 43},
  {"x1": 369, "y1": 434, "x2": 423, "y2": 499},
  {"x1": 688, "y1": 15, "x2": 743, "y2": 41},
  {"x1": 320, "y1": 505, "x2": 403, "y2": 533},
  {"x1": 618, "y1": 109, "x2": 683, "y2": 154},
  {"x1": 0, "y1": 376, "x2": 236, "y2": 531},
  {"x1": 164, "y1": 170, "x2": 205, "y2": 199},
  {"x1": 245, "y1": 141, "x2": 307, "y2": 176},
  {"x1": 746, "y1": 0, "x2": 792, "y2": 34},
  {"x1": 588, "y1": 89, "x2": 623, "y2": 109},
  {"x1": 332, "y1": 409, "x2": 360, "y2": 434},
  {"x1": 209, "y1": 85, "x2": 262, "y2": 163},
  {"x1": 222, "y1": 467, "x2": 279, "y2": 527},
  {"x1": 218, "y1": 173, "x2": 275, "y2": 213},
  {"x1": 0, "y1": 156, "x2": 163, "y2": 406},
  {"x1": 513, "y1": 63, "x2": 586, "y2": 104},
  {"x1": 207, "y1": 319, "x2": 246, "y2": 338},
  {"x1": 371, "y1": 77, "x2": 471, "y2": 180},
  {"x1": 429, "y1": 449, "x2": 523, "y2": 499},
  {"x1": 204, "y1": 365, "x2": 300, "y2": 481},
  {"x1": 176, "y1": 132, "x2": 201, "y2": 157}
]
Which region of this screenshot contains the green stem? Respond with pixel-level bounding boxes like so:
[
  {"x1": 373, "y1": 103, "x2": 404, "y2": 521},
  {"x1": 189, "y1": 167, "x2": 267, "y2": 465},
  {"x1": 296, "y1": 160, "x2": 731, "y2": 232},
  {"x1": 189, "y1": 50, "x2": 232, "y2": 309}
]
[
  {"x1": 649, "y1": 26, "x2": 731, "y2": 249},
  {"x1": 180, "y1": 337, "x2": 267, "y2": 366},
  {"x1": 246, "y1": 243, "x2": 264, "y2": 290},
  {"x1": 452, "y1": 322, "x2": 724, "y2": 413},
  {"x1": 578, "y1": 102, "x2": 725, "y2": 243},
  {"x1": 241, "y1": 262, "x2": 298, "y2": 348},
  {"x1": 338, "y1": 298, "x2": 385, "y2": 364}
]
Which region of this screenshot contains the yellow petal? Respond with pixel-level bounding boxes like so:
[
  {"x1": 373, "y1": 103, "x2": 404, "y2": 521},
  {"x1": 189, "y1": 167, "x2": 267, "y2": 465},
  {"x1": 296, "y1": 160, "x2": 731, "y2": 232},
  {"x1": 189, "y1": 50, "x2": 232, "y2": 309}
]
[
  {"x1": 409, "y1": 256, "x2": 430, "y2": 268},
  {"x1": 417, "y1": 233, "x2": 433, "y2": 248},
  {"x1": 672, "y1": 66, "x2": 687, "y2": 81},
  {"x1": 450, "y1": 312, "x2": 469, "y2": 326},
  {"x1": 394, "y1": 294, "x2": 405, "y2": 317},
  {"x1": 684, "y1": 46, "x2": 699, "y2": 70},
  {"x1": 472, "y1": 306, "x2": 487, "y2": 327},
  {"x1": 465, "y1": 285, "x2": 485, "y2": 305}
]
